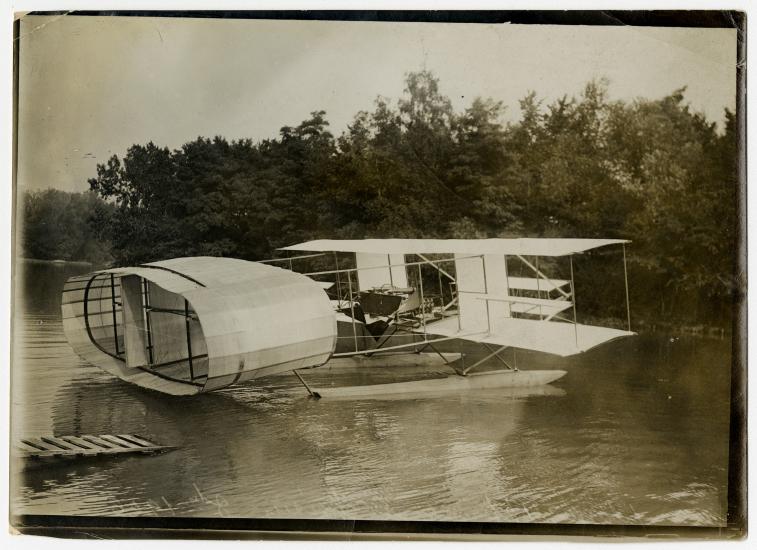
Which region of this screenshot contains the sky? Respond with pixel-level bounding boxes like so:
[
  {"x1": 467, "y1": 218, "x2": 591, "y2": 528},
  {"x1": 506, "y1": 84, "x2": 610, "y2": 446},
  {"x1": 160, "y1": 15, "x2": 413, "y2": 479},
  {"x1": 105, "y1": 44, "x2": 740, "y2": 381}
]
[{"x1": 16, "y1": 15, "x2": 738, "y2": 192}]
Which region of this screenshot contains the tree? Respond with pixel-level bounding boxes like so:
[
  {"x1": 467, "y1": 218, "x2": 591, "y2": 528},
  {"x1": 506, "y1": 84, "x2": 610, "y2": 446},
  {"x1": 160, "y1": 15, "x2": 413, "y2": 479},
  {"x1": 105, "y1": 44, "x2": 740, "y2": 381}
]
[
  {"x1": 82, "y1": 70, "x2": 739, "y2": 326},
  {"x1": 21, "y1": 189, "x2": 113, "y2": 264}
]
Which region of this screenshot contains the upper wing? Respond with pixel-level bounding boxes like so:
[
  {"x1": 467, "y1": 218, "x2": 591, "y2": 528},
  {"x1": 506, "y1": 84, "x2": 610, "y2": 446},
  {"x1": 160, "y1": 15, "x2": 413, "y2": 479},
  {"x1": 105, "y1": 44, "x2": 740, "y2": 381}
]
[
  {"x1": 281, "y1": 237, "x2": 629, "y2": 257},
  {"x1": 286, "y1": 237, "x2": 634, "y2": 357}
]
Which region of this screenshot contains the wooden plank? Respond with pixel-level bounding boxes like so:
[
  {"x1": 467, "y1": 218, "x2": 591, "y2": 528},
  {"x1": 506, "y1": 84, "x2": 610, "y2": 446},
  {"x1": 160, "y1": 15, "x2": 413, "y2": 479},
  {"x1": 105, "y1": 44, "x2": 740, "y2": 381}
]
[
  {"x1": 126, "y1": 434, "x2": 160, "y2": 447},
  {"x1": 25, "y1": 438, "x2": 65, "y2": 452},
  {"x1": 99, "y1": 434, "x2": 139, "y2": 449},
  {"x1": 60, "y1": 435, "x2": 97, "y2": 449},
  {"x1": 117, "y1": 434, "x2": 153, "y2": 447},
  {"x1": 16, "y1": 434, "x2": 174, "y2": 459},
  {"x1": 20, "y1": 439, "x2": 49, "y2": 451},
  {"x1": 81, "y1": 434, "x2": 116, "y2": 449},
  {"x1": 110, "y1": 434, "x2": 148, "y2": 448},
  {"x1": 17, "y1": 441, "x2": 47, "y2": 453},
  {"x1": 44, "y1": 436, "x2": 82, "y2": 451}
]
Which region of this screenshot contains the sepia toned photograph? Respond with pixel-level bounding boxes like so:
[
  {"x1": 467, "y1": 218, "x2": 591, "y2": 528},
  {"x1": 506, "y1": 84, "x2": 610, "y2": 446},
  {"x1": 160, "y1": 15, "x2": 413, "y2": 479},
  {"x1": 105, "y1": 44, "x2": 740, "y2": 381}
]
[{"x1": 9, "y1": 11, "x2": 745, "y2": 540}]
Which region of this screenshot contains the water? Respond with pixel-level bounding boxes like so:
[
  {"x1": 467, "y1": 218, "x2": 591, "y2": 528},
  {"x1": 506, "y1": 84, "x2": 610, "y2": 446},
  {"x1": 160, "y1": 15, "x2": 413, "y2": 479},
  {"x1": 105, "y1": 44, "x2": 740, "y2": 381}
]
[{"x1": 10, "y1": 261, "x2": 731, "y2": 525}]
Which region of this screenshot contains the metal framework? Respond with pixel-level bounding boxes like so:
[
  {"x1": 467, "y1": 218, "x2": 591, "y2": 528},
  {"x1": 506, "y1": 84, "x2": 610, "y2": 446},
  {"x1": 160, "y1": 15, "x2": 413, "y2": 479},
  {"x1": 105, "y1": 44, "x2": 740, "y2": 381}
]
[
  {"x1": 462, "y1": 345, "x2": 510, "y2": 375},
  {"x1": 83, "y1": 274, "x2": 124, "y2": 362},
  {"x1": 143, "y1": 279, "x2": 154, "y2": 364},
  {"x1": 258, "y1": 252, "x2": 327, "y2": 264},
  {"x1": 622, "y1": 243, "x2": 632, "y2": 331},
  {"x1": 515, "y1": 254, "x2": 571, "y2": 298},
  {"x1": 79, "y1": 272, "x2": 204, "y2": 382},
  {"x1": 570, "y1": 255, "x2": 578, "y2": 346},
  {"x1": 110, "y1": 274, "x2": 120, "y2": 356},
  {"x1": 259, "y1": 243, "x2": 632, "y2": 371}
]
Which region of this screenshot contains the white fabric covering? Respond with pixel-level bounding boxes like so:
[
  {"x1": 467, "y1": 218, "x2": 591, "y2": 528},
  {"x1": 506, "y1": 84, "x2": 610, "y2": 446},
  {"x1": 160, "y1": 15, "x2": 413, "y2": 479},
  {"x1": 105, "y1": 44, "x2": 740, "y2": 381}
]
[
  {"x1": 62, "y1": 257, "x2": 337, "y2": 395},
  {"x1": 355, "y1": 253, "x2": 408, "y2": 290},
  {"x1": 413, "y1": 316, "x2": 634, "y2": 357},
  {"x1": 282, "y1": 238, "x2": 629, "y2": 257}
]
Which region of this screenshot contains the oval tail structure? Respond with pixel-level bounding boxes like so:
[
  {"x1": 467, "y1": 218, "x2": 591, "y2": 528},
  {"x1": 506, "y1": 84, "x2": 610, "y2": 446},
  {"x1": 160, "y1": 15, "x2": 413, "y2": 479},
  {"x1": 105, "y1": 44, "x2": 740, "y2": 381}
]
[{"x1": 61, "y1": 257, "x2": 337, "y2": 395}]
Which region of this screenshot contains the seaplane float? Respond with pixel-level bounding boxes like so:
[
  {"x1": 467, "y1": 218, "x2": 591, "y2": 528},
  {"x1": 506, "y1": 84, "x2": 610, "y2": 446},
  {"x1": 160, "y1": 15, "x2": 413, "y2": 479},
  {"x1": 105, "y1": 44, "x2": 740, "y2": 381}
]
[{"x1": 61, "y1": 238, "x2": 635, "y2": 398}]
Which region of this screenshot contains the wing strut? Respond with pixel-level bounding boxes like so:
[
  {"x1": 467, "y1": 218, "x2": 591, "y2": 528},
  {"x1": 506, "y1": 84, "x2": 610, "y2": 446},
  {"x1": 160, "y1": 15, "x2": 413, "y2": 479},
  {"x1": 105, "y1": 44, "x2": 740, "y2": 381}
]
[
  {"x1": 515, "y1": 254, "x2": 571, "y2": 298},
  {"x1": 417, "y1": 253, "x2": 455, "y2": 282},
  {"x1": 334, "y1": 252, "x2": 342, "y2": 304},
  {"x1": 346, "y1": 269, "x2": 359, "y2": 352},
  {"x1": 332, "y1": 332, "x2": 486, "y2": 358},
  {"x1": 417, "y1": 340, "x2": 455, "y2": 366},
  {"x1": 462, "y1": 345, "x2": 515, "y2": 375},
  {"x1": 293, "y1": 369, "x2": 321, "y2": 399},
  {"x1": 570, "y1": 255, "x2": 579, "y2": 346},
  {"x1": 623, "y1": 243, "x2": 632, "y2": 332},
  {"x1": 481, "y1": 343, "x2": 517, "y2": 372}
]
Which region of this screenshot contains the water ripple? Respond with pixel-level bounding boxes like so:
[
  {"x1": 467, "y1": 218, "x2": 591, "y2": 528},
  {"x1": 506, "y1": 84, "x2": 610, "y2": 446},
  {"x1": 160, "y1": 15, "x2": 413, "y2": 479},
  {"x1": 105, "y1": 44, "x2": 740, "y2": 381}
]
[{"x1": 11, "y1": 304, "x2": 731, "y2": 526}]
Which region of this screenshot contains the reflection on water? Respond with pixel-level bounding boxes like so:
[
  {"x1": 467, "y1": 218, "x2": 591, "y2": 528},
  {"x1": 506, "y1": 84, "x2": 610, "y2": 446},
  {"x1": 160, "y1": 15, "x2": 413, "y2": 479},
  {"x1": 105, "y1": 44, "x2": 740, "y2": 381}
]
[{"x1": 10, "y1": 261, "x2": 731, "y2": 525}]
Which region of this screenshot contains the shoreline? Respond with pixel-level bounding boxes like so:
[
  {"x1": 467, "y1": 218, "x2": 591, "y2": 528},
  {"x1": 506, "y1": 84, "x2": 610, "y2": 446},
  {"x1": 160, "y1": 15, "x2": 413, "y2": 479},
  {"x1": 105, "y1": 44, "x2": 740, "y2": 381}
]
[{"x1": 19, "y1": 257, "x2": 94, "y2": 266}]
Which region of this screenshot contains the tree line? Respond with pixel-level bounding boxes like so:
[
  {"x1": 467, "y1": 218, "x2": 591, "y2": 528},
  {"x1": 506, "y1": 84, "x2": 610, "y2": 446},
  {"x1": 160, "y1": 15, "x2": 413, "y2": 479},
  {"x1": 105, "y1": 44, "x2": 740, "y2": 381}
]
[
  {"x1": 20, "y1": 188, "x2": 114, "y2": 265},
  {"x1": 23, "y1": 71, "x2": 740, "y2": 327}
]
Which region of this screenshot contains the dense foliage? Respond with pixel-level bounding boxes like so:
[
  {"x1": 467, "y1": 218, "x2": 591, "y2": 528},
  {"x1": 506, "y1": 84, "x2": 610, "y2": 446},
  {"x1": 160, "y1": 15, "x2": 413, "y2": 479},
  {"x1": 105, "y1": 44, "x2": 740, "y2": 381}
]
[
  {"x1": 34, "y1": 71, "x2": 740, "y2": 326},
  {"x1": 20, "y1": 188, "x2": 114, "y2": 265}
]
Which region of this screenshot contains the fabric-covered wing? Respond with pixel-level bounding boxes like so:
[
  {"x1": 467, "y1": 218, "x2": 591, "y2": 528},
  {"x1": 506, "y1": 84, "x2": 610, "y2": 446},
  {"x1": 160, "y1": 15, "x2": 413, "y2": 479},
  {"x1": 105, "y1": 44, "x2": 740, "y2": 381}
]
[
  {"x1": 281, "y1": 238, "x2": 629, "y2": 257},
  {"x1": 413, "y1": 316, "x2": 634, "y2": 357}
]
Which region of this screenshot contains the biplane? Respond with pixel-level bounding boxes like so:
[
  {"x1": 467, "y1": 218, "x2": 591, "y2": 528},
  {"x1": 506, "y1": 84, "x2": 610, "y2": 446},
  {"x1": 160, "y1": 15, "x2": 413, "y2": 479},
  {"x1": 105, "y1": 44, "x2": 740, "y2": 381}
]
[{"x1": 60, "y1": 238, "x2": 635, "y2": 397}]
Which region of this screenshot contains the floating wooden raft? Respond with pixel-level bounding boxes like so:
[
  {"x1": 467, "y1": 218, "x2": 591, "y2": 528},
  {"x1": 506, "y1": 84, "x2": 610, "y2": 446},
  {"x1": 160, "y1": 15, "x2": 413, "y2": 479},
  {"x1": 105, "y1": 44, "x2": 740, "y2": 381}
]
[{"x1": 16, "y1": 434, "x2": 174, "y2": 459}]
